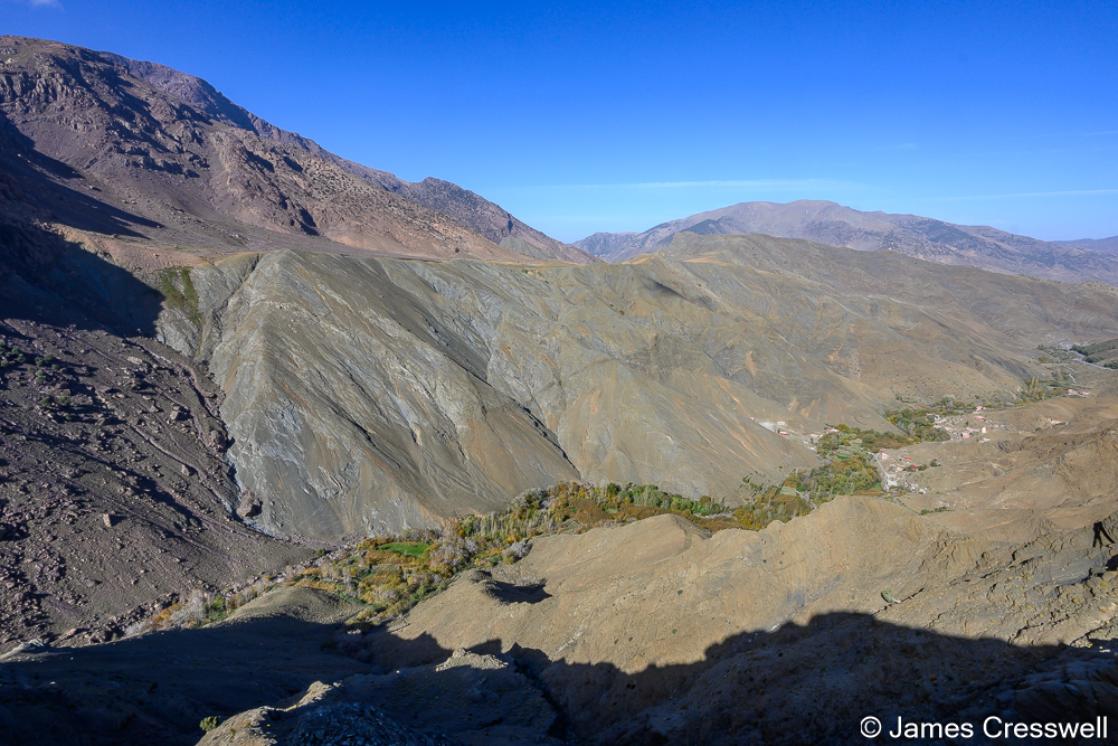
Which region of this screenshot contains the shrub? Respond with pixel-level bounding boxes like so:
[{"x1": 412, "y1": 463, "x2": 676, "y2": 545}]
[
  {"x1": 158, "y1": 267, "x2": 203, "y2": 325},
  {"x1": 168, "y1": 589, "x2": 207, "y2": 626},
  {"x1": 203, "y1": 595, "x2": 228, "y2": 624},
  {"x1": 379, "y1": 541, "x2": 430, "y2": 558}
]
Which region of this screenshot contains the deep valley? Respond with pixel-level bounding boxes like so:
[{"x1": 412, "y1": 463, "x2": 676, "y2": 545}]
[{"x1": 1, "y1": 31, "x2": 1117, "y2": 746}]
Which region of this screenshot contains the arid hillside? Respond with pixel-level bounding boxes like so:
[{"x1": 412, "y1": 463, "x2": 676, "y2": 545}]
[
  {"x1": 0, "y1": 20, "x2": 1116, "y2": 746},
  {"x1": 0, "y1": 35, "x2": 590, "y2": 264},
  {"x1": 4, "y1": 379, "x2": 1117, "y2": 744},
  {"x1": 0, "y1": 14, "x2": 1113, "y2": 742},
  {"x1": 155, "y1": 233, "x2": 1118, "y2": 541},
  {"x1": 0, "y1": 121, "x2": 308, "y2": 649}
]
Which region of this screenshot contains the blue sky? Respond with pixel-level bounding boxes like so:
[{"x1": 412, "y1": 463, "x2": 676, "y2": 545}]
[{"x1": 4, "y1": 0, "x2": 1117, "y2": 241}]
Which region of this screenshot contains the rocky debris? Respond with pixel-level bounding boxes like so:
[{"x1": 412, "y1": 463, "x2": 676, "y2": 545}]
[
  {"x1": 334, "y1": 496, "x2": 1117, "y2": 744},
  {"x1": 0, "y1": 30, "x2": 1115, "y2": 746},
  {"x1": 0, "y1": 589, "x2": 368, "y2": 745},
  {"x1": 386, "y1": 176, "x2": 591, "y2": 264},
  {"x1": 0, "y1": 638, "x2": 48, "y2": 660},
  {"x1": 29, "y1": 483, "x2": 1109, "y2": 745},
  {"x1": 196, "y1": 682, "x2": 435, "y2": 746},
  {"x1": 0, "y1": 317, "x2": 305, "y2": 650},
  {"x1": 894, "y1": 379, "x2": 1118, "y2": 539},
  {"x1": 204, "y1": 698, "x2": 451, "y2": 746},
  {"x1": 236, "y1": 491, "x2": 262, "y2": 519},
  {"x1": 199, "y1": 648, "x2": 556, "y2": 746}
]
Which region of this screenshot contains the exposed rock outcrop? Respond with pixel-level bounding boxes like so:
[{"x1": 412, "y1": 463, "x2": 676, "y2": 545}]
[{"x1": 159, "y1": 236, "x2": 1118, "y2": 541}]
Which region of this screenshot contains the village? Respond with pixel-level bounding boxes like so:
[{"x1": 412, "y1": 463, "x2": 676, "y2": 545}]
[{"x1": 750, "y1": 376, "x2": 1096, "y2": 499}]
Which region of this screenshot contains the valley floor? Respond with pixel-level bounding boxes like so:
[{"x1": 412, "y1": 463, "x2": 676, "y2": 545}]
[
  {"x1": 2, "y1": 374, "x2": 1117, "y2": 744},
  {"x1": 1, "y1": 31, "x2": 1117, "y2": 746}
]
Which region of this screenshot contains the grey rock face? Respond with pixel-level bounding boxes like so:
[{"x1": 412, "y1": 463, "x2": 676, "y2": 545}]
[
  {"x1": 191, "y1": 252, "x2": 581, "y2": 540},
  {"x1": 161, "y1": 235, "x2": 1118, "y2": 542}
]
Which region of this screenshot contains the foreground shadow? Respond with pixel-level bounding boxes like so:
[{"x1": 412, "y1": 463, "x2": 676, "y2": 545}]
[
  {"x1": 0, "y1": 608, "x2": 1113, "y2": 745},
  {"x1": 0, "y1": 613, "x2": 368, "y2": 746},
  {"x1": 0, "y1": 111, "x2": 164, "y2": 335}
]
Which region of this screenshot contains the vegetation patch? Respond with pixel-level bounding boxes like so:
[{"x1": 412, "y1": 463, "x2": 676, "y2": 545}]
[
  {"x1": 379, "y1": 541, "x2": 431, "y2": 558},
  {"x1": 1072, "y1": 338, "x2": 1118, "y2": 361},
  {"x1": 736, "y1": 407, "x2": 957, "y2": 527},
  {"x1": 735, "y1": 446, "x2": 883, "y2": 530},
  {"x1": 0, "y1": 338, "x2": 28, "y2": 370},
  {"x1": 732, "y1": 479, "x2": 813, "y2": 530},
  {"x1": 817, "y1": 423, "x2": 920, "y2": 454},
  {"x1": 157, "y1": 267, "x2": 202, "y2": 326},
  {"x1": 1018, "y1": 373, "x2": 1075, "y2": 402},
  {"x1": 1071, "y1": 338, "x2": 1118, "y2": 369},
  {"x1": 884, "y1": 406, "x2": 953, "y2": 443},
  {"x1": 142, "y1": 380, "x2": 1086, "y2": 636},
  {"x1": 145, "y1": 483, "x2": 749, "y2": 632}
]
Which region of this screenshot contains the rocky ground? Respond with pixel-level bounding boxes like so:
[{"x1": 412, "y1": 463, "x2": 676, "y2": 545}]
[
  {"x1": 1, "y1": 32, "x2": 1116, "y2": 746},
  {"x1": 0, "y1": 316, "x2": 305, "y2": 650},
  {"x1": 2, "y1": 498, "x2": 1115, "y2": 744},
  {"x1": 1, "y1": 381, "x2": 1116, "y2": 743},
  {"x1": 890, "y1": 368, "x2": 1118, "y2": 541},
  {"x1": 0, "y1": 265, "x2": 1114, "y2": 742},
  {"x1": 151, "y1": 237, "x2": 1118, "y2": 542}
]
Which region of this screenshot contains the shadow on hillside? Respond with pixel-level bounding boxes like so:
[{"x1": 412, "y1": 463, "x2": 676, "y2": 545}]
[
  {"x1": 0, "y1": 609, "x2": 1112, "y2": 745},
  {"x1": 0, "y1": 112, "x2": 164, "y2": 335},
  {"x1": 0, "y1": 613, "x2": 368, "y2": 746}
]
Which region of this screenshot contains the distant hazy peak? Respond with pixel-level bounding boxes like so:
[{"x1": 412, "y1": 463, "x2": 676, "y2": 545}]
[{"x1": 574, "y1": 199, "x2": 1118, "y2": 284}]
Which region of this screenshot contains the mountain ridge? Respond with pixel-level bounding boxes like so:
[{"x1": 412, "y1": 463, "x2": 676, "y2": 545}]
[
  {"x1": 0, "y1": 35, "x2": 591, "y2": 265},
  {"x1": 576, "y1": 199, "x2": 1118, "y2": 283}
]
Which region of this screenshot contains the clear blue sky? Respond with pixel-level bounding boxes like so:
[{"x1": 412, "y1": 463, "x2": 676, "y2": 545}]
[{"x1": 5, "y1": 0, "x2": 1117, "y2": 241}]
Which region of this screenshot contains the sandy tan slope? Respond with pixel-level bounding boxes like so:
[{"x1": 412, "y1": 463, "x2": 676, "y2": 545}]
[
  {"x1": 330, "y1": 390, "x2": 1118, "y2": 742},
  {"x1": 7, "y1": 406, "x2": 1116, "y2": 744},
  {"x1": 880, "y1": 369, "x2": 1118, "y2": 539}
]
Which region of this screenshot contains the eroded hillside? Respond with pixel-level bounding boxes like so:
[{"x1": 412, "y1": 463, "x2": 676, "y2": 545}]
[
  {"x1": 156, "y1": 234, "x2": 1118, "y2": 541},
  {"x1": 5, "y1": 379, "x2": 1118, "y2": 743}
]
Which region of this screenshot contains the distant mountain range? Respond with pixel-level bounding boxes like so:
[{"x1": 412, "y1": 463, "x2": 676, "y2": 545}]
[
  {"x1": 0, "y1": 36, "x2": 592, "y2": 264},
  {"x1": 7, "y1": 35, "x2": 1116, "y2": 283},
  {"x1": 577, "y1": 200, "x2": 1118, "y2": 284}
]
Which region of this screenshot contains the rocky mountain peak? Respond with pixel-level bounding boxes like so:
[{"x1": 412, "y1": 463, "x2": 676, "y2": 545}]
[{"x1": 0, "y1": 35, "x2": 589, "y2": 264}]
